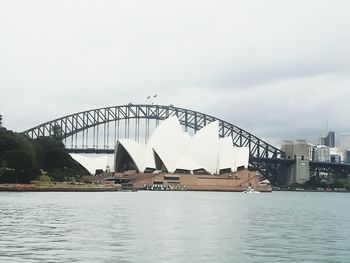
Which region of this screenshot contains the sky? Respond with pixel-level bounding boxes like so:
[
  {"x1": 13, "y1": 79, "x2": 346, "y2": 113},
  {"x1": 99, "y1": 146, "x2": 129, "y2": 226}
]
[{"x1": 1, "y1": 0, "x2": 350, "y2": 146}]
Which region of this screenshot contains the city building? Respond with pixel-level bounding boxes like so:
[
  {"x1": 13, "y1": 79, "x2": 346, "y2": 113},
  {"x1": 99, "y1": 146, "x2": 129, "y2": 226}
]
[
  {"x1": 314, "y1": 145, "x2": 331, "y2": 163},
  {"x1": 344, "y1": 151, "x2": 350, "y2": 164},
  {"x1": 307, "y1": 143, "x2": 316, "y2": 161},
  {"x1": 340, "y1": 133, "x2": 350, "y2": 151},
  {"x1": 319, "y1": 131, "x2": 335, "y2": 147},
  {"x1": 329, "y1": 147, "x2": 345, "y2": 164},
  {"x1": 114, "y1": 116, "x2": 249, "y2": 175}
]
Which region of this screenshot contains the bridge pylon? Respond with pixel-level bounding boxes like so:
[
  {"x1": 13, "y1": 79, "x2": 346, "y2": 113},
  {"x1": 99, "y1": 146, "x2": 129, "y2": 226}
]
[{"x1": 281, "y1": 140, "x2": 310, "y2": 185}]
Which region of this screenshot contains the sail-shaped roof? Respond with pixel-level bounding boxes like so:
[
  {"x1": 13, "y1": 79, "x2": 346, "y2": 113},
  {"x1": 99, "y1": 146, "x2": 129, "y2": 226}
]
[
  {"x1": 182, "y1": 121, "x2": 219, "y2": 174},
  {"x1": 232, "y1": 147, "x2": 249, "y2": 172},
  {"x1": 114, "y1": 117, "x2": 249, "y2": 174},
  {"x1": 143, "y1": 116, "x2": 186, "y2": 171},
  {"x1": 218, "y1": 137, "x2": 236, "y2": 173},
  {"x1": 115, "y1": 139, "x2": 146, "y2": 171}
]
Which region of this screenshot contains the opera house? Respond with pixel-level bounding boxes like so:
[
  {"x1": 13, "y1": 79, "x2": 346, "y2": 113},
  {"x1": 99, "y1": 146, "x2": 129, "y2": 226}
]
[{"x1": 114, "y1": 117, "x2": 271, "y2": 192}]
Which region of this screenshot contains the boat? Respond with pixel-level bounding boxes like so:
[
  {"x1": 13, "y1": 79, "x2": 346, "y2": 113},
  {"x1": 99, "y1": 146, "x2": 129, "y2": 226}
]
[{"x1": 243, "y1": 186, "x2": 260, "y2": 194}]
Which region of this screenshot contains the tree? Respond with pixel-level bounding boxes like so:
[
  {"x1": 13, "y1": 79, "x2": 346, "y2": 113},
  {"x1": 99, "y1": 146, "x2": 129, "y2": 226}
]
[
  {"x1": 5, "y1": 149, "x2": 38, "y2": 183},
  {"x1": 0, "y1": 126, "x2": 89, "y2": 183},
  {"x1": 33, "y1": 136, "x2": 89, "y2": 181},
  {"x1": 51, "y1": 124, "x2": 63, "y2": 139},
  {"x1": 0, "y1": 128, "x2": 38, "y2": 183}
]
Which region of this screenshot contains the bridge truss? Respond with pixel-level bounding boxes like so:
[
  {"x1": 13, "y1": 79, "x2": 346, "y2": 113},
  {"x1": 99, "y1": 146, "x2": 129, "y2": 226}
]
[
  {"x1": 23, "y1": 104, "x2": 350, "y2": 181},
  {"x1": 23, "y1": 104, "x2": 283, "y2": 158},
  {"x1": 23, "y1": 104, "x2": 284, "y2": 177},
  {"x1": 309, "y1": 161, "x2": 350, "y2": 176}
]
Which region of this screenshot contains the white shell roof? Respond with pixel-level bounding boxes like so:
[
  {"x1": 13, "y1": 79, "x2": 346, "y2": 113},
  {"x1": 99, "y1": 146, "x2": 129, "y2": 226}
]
[
  {"x1": 183, "y1": 121, "x2": 219, "y2": 174},
  {"x1": 70, "y1": 153, "x2": 114, "y2": 174},
  {"x1": 150, "y1": 117, "x2": 191, "y2": 172},
  {"x1": 114, "y1": 117, "x2": 249, "y2": 174},
  {"x1": 218, "y1": 137, "x2": 236, "y2": 173},
  {"x1": 232, "y1": 146, "x2": 249, "y2": 172},
  {"x1": 116, "y1": 139, "x2": 146, "y2": 171},
  {"x1": 143, "y1": 116, "x2": 187, "y2": 170}
]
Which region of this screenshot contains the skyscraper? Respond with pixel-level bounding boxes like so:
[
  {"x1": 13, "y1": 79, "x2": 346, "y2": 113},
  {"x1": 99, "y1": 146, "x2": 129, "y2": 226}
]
[
  {"x1": 340, "y1": 133, "x2": 350, "y2": 151},
  {"x1": 326, "y1": 132, "x2": 335, "y2": 147},
  {"x1": 319, "y1": 131, "x2": 335, "y2": 147}
]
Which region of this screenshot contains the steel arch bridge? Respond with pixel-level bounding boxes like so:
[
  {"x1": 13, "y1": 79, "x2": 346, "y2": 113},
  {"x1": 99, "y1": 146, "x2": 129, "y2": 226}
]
[
  {"x1": 23, "y1": 104, "x2": 285, "y2": 177},
  {"x1": 23, "y1": 104, "x2": 283, "y2": 157}
]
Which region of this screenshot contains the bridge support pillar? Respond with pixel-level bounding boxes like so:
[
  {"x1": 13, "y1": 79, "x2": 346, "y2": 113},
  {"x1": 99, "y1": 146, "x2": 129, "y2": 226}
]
[{"x1": 281, "y1": 140, "x2": 310, "y2": 185}]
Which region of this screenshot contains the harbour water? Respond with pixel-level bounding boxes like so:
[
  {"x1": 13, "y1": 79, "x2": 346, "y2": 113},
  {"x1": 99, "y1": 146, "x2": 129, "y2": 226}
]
[{"x1": 0, "y1": 191, "x2": 349, "y2": 262}]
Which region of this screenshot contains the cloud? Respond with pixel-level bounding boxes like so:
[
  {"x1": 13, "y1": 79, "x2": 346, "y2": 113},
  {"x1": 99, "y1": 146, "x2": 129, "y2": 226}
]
[{"x1": 0, "y1": 0, "x2": 350, "y2": 147}]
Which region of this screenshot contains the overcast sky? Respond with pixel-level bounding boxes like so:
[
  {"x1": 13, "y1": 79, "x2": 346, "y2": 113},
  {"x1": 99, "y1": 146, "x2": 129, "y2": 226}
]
[{"x1": 1, "y1": 0, "x2": 349, "y2": 146}]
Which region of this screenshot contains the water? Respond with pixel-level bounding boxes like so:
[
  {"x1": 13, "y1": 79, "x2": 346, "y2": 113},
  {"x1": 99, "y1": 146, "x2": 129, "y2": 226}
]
[{"x1": 0, "y1": 191, "x2": 349, "y2": 263}]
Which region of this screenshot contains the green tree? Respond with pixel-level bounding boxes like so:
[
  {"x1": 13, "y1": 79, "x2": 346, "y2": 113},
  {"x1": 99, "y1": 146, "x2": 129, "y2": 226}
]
[
  {"x1": 4, "y1": 149, "x2": 38, "y2": 183},
  {"x1": 33, "y1": 136, "x2": 89, "y2": 181},
  {"x1": 51, "y1": 124, "x2": 63, "y2": 139},
  {"x1": 0, "y1": 128, "x2": 38, "y2": 183},
  {"x1": 0, "y1": 126, "x2": 89, "y2": 183}
]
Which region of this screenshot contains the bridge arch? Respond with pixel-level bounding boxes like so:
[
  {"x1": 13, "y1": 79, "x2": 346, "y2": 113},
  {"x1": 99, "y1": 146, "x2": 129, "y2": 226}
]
[{"x1": 23, "y1": 104, "x2": 283, "y2": 160}]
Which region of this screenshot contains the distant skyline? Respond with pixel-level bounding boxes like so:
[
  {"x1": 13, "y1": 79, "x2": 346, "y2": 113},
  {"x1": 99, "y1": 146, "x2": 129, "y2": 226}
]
[{"x1": 1, "y1": 0, "x2": 350, "y2": 146}]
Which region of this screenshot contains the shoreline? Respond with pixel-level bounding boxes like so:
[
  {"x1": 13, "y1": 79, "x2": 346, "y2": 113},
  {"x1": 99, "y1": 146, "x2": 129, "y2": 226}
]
[
  {"x1": 275, "y1": 189, "x2": 350, "y2": 193},
  {"x1": 0, "y1": 183, "x2": 121, "y2": 192},
  {"x1": 0, "y1": 185, "x2": 349, "y2": 193}
]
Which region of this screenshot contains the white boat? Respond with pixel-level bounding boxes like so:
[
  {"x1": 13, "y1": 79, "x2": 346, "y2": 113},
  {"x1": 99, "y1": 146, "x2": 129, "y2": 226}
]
[{"x1": 243, "y1": 186, "x2": 260, "y2": 194}]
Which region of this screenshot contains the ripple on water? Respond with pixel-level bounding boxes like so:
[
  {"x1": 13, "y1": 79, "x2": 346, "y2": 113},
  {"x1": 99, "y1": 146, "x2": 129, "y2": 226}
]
[{"x1": 0, "y1": 191, "x2": 349, "y2": 263}]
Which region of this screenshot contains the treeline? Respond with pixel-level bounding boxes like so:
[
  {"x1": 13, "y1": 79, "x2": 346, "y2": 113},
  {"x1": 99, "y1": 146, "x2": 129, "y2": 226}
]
[{"x1": 0, "y1": 127, "x2": 89, "y2": 183}]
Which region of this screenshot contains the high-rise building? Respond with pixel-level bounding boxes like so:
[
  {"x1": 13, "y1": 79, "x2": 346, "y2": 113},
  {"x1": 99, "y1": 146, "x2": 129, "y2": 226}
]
[
  {"x1": 344, "y1": 151, "x2": 350, "y2": 164},
  {"x1": 314, "y1": 145, "x2": 331, "y2": 162},
  {"x1": 340, "y1": 133, "x2": 350, "y2": 151},
  {"x1": 330, "y1": 147, "x2": 346, "y2": 164},
  {"x1": 327, "y1": 132, "x2": 335, "y2": 147},
  {"x1": 307, "y1": 143, "x2": 316, "y2": 161},
  {"x1": 319, "y1": 131, "x2": 335, "y2": 147}
]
